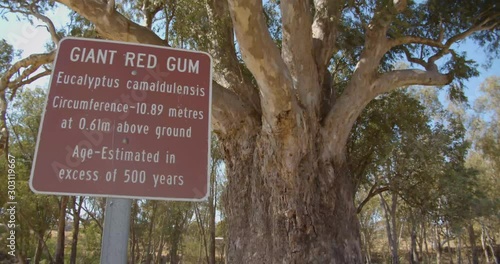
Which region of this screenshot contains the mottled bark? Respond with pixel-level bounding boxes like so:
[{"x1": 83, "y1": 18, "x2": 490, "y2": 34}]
[{"x1": 223, "y1": 127, "x2": 362, "y2": 263}]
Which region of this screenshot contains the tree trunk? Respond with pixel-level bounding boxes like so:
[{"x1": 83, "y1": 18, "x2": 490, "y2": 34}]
[
  {"x1": 169, "y1": 243, "x2": 179, "y2": 264},
  {"x1": 360, "y1": 228, "x2": 372, "y2": 264},
  {"x1": 483, "y1": 225, "x2": 499, "y2": 264},
  {"x1": 223, "y1": 133, "x2": 363, "y2": 263},
  {"x1": 55, "y1": 196, "x2": 69, "y2": 264},
  {"x1": 467, "y1": 223, "x2": 479, "y2": 264},
  {"x1": 155, "y1": 231, "x2": 165, "y2": 264},
  {"x1": 481, "y1": 223, "x2": 490, "y2": 264},
  {"x1": 380, "y1": 192, "x2": 400, "y2": 264},
  {"x1": 69, "y1": 196, "x2": 83, "y2": 264},
  {"x1": 436, "y1": 226, "x2": 442, "y2": 264},
  {"x1": 423, "y1": 221, "x2": 430, "y2": 263},
  {"x1": 145, "y1": 202, "x2": 157, "y2": 264},
  {"x1": 194, "y1": 205, "x2": 209, "y2": 264},
  {"x1": 410, "y1": 219, "x2": 419, "y2": 264},
  {"x1": 33, "y1": 235, "x2": 44, "y2": 264},
  {"x1": 456, "y1": 235, "x2": 462, "y2": 264}
]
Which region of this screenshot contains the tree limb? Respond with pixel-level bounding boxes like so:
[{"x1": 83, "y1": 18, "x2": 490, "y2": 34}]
[
  {"x1": 206, "y1": 0, "x2": 260, "y2": 114},
  {"x1": 357, "y1": 186, "x2": 390, "y2": 214},
  {"x1": 29, "y1": 7, "x2": 61, "y2": 45},
  {"x1": 55, "y1": 0, "x2": 165, "y2": 45},
  {"x1": 388, "y1": 35, "x2": 445, "y2": 50},
  {"x1": 312, "y1": 0, "x2": 344, "y2": 74},
  {"x1": 322, "y1": 65, "x2": 451, "y2": 162},
  {"x1": 401, "y1": 46, "x2": 429, "y2": 69},
  {"x1": 373, "y1": 69, "x2": 453, "y2": 95},
  {"x1": 0, "y1": 51, "x2": 56, "y2": 92},
  {"x1": 106, "y1": 0, "x2": 115, "y2": 13},
  {"x1": 429, "y1": 21, "x2": 498, "y2": 65},
  {"x1": 8, "y1": 71, "x2": 51, "y2": 91},
  {"x1": 312, "y1": 0, "x2": 345, "y2": 119},
  {"x1": 211, "y1": 81, "x2": 259, "y2": 136},
  {"x1": 281, "y1": 0, "x2": 320, "y2": 114},
  {"x1": 227, "y1": 0, "x2": 292, "y2": 128}
]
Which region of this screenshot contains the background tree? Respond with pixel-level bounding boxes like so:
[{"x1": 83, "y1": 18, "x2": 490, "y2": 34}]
[{"x1": 0, "y1": 87, "x2": 60, "y2": 263}]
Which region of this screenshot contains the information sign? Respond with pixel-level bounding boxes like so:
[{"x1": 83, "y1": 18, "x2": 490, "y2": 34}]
[{"x1": 30, "y1": 37, "x2": 212, "y2": 201}]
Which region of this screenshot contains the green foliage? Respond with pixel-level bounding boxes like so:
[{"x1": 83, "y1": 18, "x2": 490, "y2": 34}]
[
  {"x1": 0, "y1": 39, "x2": 15, "y2": 73},
  {"x1": 0, "y1": 87, "x2": 61, "y2": 262}
]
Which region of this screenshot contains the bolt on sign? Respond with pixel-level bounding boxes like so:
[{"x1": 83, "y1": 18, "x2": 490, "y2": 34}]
[{"x1": 30, "y1": 37, "x2": 212, "y2": 201}]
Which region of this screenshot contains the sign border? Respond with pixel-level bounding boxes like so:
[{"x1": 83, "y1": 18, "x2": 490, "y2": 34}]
[{"x1": 29, "y1": 37, "x2": 213, "y2": 201}]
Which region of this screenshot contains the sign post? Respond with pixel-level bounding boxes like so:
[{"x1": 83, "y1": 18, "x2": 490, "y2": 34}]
[
  {"x1": 100, "y1": 198, "x2": 132, "y2": 263},
  {"x1": 30, "y1": 37, "x2": 212, "y2": 263}
]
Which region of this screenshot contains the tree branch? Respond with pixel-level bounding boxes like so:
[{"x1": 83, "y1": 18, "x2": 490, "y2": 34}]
[
  {"x1": 211, "y1": 81, "x2": 259, "y2": 136},
  {"x1": 312, "y1": 0, "x2": 345, "y2": 119},
  {"x1": 357, "y1": 186, "x2": 390, "y2": 214},
  {"x1": 429, "y1": 21, "x2": 498, "y2": 65},
  {"x1": 29, "y1": 7, "x2": 61, "y2": 45},
  {"x1": 388, "y1": 35, "x2": 445, "y2": 50},
  {"x1": 227, "y1": 0, "x2": 292, "y2": 128},
  {"x1": 280, "y1": 1, "x2": 320, "y2": 113},
  {"x1": 373, "y1": 69, "x2": 453, "y2": 95},
  {"x1": 106, "y1": 0, "x2": 115, "y2": 13},
  {"x1": 401, "y1": 46, "x2": 429, "y2": 69},
  {"x1": 8, "y1": 70, "x2": 51, "y2": 91},
  {"x1": 312, "y1": 0, "x2": 344, "y2": 73},
  {"x1": 55, "y1": 0, "x2": 165, "y2": 45},
  {"x1": 206, "y1": 0, "x2": 260, "y2": 114},
  {"x1": 0, "y1": 51, "x2": 56, "y2": 93}
]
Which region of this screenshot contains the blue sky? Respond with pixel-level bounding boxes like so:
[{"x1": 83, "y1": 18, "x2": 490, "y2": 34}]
[{"x1": 1, "y1": 6, "x2": 498, "y2": 103}]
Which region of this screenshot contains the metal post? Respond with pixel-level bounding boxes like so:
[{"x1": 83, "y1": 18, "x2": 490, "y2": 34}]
[{"x1": 100, "y1": 198, "x2": 132, "y2": 264}]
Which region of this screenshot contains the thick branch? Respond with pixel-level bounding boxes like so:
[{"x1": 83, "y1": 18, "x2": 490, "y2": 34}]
[
  {"x1": 312, "y1": 0, "x2": 344, "y2": 72},
  {"x1": 9, "y1": 70, "x2": 51, "y2": 91},
  {"x1": 206, "y1": 0, "x2": 260, "y2": 114},
  {"x1": 388, "y1": 35, "x2": 445, "y2": 50},
  {"x1": 211, "y1": 81, "x2": 259, "y2": 136},
  {"x1": 313, "y1": 0, "x2": 345, "y2": 119},
  {"x1": 29, "y1": 8, "x2": 61, "y2": 45},
  {"x1": 322, "y1": 68, "x2": 451, "y2": 162},
  {"x1": 55, "y1": 0, "x2": 165, "y2": 45},
  {"x1": 373, "y1": 69, "x2": 453, "y2": 95},
  {"x1": 0, "y1": 51, "x2": 56, "y2": 92},
  {"x1": 357, "y1": 186, "x2": 390, "y2": 214},
  {"x1": 281, "y1": 1, "x2": 319, "y2": 113},
  {"x1": 227, "y1": 0, "x2": 292, "y2": 127},
  {"x1": 106, "y1": 0, "x2": 115, "y2": 13}
]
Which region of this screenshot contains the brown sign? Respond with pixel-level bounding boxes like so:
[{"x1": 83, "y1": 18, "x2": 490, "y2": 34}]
[{"x1": 30, "y1": 37, "x2": 212, "y2": 201}]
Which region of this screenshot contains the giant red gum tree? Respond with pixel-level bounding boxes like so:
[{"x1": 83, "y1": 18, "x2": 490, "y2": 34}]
[{"x1": 1, "y1": 0, "x2": 498, "y2": 262}]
